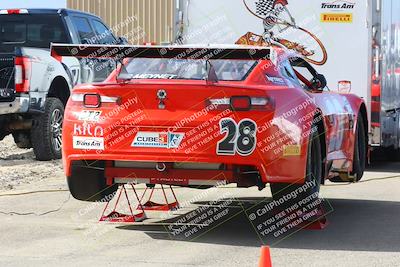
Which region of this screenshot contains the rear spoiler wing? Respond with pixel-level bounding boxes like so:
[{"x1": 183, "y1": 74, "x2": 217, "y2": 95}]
[{"x1": 50, "y1": 44, "x2": 275, "y2": 61}]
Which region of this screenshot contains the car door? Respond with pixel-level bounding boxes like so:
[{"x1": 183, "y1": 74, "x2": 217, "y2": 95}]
[
  {"x1": 289, "y1": 57, "x2": 352, "y2": 158},
  {"x1": 89, "y1": 19, "x2": 118, "y2": 81},
  {"x1": 71, "y1": 16, "x2": 113, "y2": 83}
]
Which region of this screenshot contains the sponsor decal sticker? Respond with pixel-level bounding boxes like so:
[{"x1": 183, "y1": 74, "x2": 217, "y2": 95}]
[
  {"x1": 130, "y1": 74, "x2": 178, "y2": 79},
  {"x1": 321, "y1": 1, "x2": 355, "y2": 9},
  {"x1": 131, "y1": 132, "x2": 184, "y2": 149},
  {"x1": 320, "y1": 0, "x2": 355, "y2": 23},
  {"x1": 73, "y1": 136, "x2": 104, "y2": 150},
  {"x1": 168, "y1": 133, "x2": 185, "y2": 149},
  {"x1": 73, "y1": 123, "x2": 105, "y2": 150},
  {"x1": 321, "y1": 0, "x2": 356, "y2": 23},
  {"x1": 283, "y1": 145, "x2": 301, "y2": 156},
  {"x1": 266, "y1": 75, "x2": 286, "y2": 85},
  {"x1": 321, "y1": 13, "x2": 353, "y2": 23},
  {"x1": 74, "y1": 123, "x2": 104, "y2": 137},
  {"x1": 75, "y1": 110, "x2": 102, "y2": 122}
]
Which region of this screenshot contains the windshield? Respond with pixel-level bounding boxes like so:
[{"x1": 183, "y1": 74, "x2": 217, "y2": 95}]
[
  {"x1": 118, "y1": 58, "x2": 257, "y2": 81},
  {"x1": 0, "y1": 14, "x2": 68, "y2": 52}
]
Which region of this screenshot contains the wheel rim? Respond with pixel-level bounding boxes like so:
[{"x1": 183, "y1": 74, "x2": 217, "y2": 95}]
[{"x1": 51, "y1": 108, "x2": 63, "y2": 152}]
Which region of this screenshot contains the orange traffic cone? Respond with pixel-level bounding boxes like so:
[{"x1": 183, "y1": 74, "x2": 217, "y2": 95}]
[{"x1": 258, "y1": 246, "x2": 272, "y2": 267}]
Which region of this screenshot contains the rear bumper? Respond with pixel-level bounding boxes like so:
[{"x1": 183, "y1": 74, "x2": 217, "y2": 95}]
[
  {"x1": 65, "y1": 153, "x2": 267, "y2": 187},
  {"x1": 106, "y1": 166, "x2": 234, "y2": 187},
  {"x1": 63, "y1": 151, "x2": 306, "y2": 186},
  {"x1": 0, "y1": 95, "x2": 29, "y2": 115}
]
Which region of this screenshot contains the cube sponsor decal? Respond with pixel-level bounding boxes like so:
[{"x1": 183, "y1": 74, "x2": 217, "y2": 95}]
[
  {"x1": 131, "y1": 132, "x2": 185, "y2": 149},
  {"x1": 73, "y1": 136, "x2": 104, "y2": 150}
]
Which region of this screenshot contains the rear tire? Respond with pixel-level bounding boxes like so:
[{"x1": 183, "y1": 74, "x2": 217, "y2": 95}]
[
  {"x1": 270, "y1": 126, "x2": 322, "y2": 206},
  {"x1": 68, "y1": 161, "x2": 118, "y2": 202},
  {"x1": 31, "y1": 98, "x2": 64, "y2": 161},
  {"x1": 351, "y1": 114, "x2": 367, "y2": 181}
]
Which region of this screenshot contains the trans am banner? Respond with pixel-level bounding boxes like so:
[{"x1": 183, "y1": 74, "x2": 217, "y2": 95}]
[{"x1": 183, "y1": 0, "x2": 371, "y2": 104}]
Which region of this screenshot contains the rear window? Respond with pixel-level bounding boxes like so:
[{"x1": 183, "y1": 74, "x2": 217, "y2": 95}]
[
  {"x1": 119, "y1": 58, "x2": 257, "y2": 81},
  {"x1": 0, "y1": 14, "x2": 68, "y2": 52}
]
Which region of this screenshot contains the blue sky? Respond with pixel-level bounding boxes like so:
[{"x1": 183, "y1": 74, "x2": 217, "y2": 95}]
[{"x1": 0, "y1": 0, "x2": 66, "y2": 9}]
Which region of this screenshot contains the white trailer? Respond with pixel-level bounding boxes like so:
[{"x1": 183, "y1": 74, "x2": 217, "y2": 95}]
[{"x1": 174, "y1": 0, "x2": 400, "y2": 152}]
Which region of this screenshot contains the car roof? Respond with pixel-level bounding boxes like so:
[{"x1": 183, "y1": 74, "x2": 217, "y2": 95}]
[{"x1": 0, "y1": 8, "x2": 101, "y2": 19}]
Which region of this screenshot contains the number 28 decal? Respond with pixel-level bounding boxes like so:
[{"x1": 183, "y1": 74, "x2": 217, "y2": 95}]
[{"x1": 217, "y1": 118, "x2": 257, "y2": 156}]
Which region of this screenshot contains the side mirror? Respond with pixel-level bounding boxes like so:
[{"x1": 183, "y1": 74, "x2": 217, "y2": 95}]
[
  {"x1": 311, "y1": 74, "x2": 327, "y2": 91},
  {"x1": 117, "y1": 36, "x2": 128, "y2": 45}
]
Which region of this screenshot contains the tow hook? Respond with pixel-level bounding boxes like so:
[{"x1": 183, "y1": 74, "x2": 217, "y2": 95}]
[{"x1": 156, "y1": 162, "x2": 167, "y2": 172}]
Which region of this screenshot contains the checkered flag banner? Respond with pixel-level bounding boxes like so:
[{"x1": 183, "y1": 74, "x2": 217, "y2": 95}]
[{"x1": 255, "y1": 0, "x2": 275, "y2": 17}]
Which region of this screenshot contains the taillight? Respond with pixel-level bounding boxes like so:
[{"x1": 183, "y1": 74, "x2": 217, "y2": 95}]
[
  {"x1": 83, "y1": 94, "x2": 101, "y2": 108},
  {"x1": 230, "y1": 96, "x2": 251, "y2": 111},
  {"x1": 71, "y1": 93, "x2": 120, "y2": 107},
  {"x1": 15, "y1": 56, "x2": 31, "y2": 93},
  {"x1": 0, "y1": 9, "x2": 29, "y2": 14},
  {"x1": 207, "y1": 96, "x2": 274, "y2": 111}
]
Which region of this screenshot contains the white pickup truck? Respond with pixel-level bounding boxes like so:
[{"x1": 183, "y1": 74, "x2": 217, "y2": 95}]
[{"x1": 0, "y1": 8, "x2": 125, "y2": 160}]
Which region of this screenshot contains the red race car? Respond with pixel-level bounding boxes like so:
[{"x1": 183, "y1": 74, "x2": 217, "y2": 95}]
[{"x1": 51, "y1": 44, "x2": 368, "y2": 203}]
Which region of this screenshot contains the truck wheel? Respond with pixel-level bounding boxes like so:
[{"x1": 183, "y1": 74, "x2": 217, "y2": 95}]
[
  {"x1": 351, "y1": 114, "x2": 367, "y2": 181},
  {"x1": 270, "y1": 126, "x2": 322, "y2": 206},
  {"x1": 31, "y1": 98, "x2": 64, "y2": 161},
  {"x1": 67, "y1": 161, "x2": 118, "y2": 202}
]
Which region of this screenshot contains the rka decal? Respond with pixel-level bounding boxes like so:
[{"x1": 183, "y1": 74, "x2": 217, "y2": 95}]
[{"x1": 73, "y1": 123, "x2": 104, "y2": 137}]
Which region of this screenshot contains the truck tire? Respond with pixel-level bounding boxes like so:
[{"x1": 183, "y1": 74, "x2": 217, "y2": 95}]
[
  {"x1": 31, "y1": 98, "x2": 64, "y2": 161},
  {"x1": 270, "y1": 126, "x2": 322, "y2": 207},
  {"x1": 67, "y1": 161, "x2": 118, "y2": 202},
  {"x1": 351, "y1": 114, "x2": 367, "y2": 181}
]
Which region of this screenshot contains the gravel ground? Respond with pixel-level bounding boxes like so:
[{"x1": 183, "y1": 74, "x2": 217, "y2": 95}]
[{"x1": 0, "y1": 136, "x2": 64, "y2": 190}]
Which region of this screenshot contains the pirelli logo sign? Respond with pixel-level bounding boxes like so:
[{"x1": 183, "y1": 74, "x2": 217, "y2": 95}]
[{"x1": 321, "y1": 13, "x2": 353, "y2": 23}]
